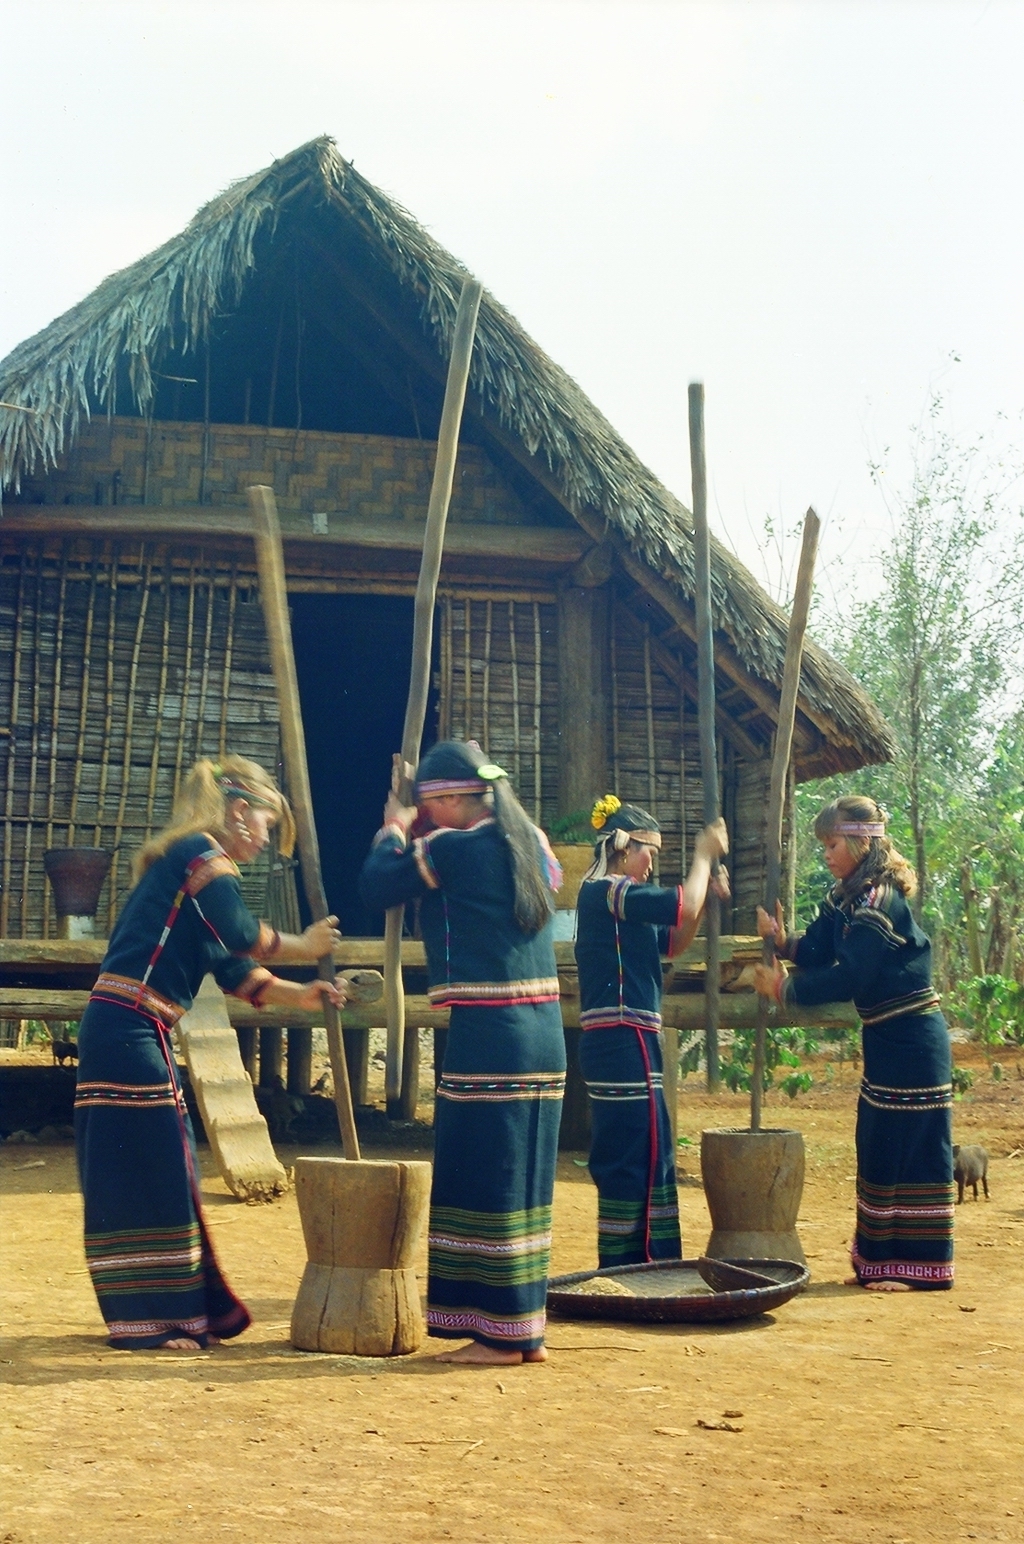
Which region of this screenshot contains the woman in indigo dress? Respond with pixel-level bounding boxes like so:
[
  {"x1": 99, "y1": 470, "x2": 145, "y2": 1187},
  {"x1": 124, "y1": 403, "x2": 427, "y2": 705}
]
[
  {"x1": 360, "y1": 741, "x2": 564, "y2": 1365},
  {"x1": 575, "y1": 797, "x2": 728, "y2": 1266},
  {"x1": 74, "y1": 756, "x2": 346, "y2": 1350},
  {"x1": 753, "y1": 794, "x2": 954, "y2": 1291}
]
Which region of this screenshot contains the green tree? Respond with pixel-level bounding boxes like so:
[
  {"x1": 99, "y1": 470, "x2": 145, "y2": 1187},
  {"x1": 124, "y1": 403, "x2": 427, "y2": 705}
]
[{"x1": 795, "y1": 400, "x2": 1024, "y2": 985}]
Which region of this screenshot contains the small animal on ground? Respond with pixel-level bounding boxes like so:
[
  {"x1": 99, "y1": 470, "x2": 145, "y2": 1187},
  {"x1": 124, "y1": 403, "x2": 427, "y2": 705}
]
[
  {"x1": 259, "y1": 1076, "x2": 305, "y2": 1141},
  {"x1": 51, "y1": 1038, "x2": 78, "y2": 1067},
  {"x1": 953, "y1": 1143, "x2": 989, "y2": 1203}
]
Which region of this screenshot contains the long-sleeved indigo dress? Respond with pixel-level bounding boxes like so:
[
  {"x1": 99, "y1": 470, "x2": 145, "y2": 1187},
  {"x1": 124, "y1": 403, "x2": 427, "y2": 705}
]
[
  {"x1": 75, "y1": 833, "x2": 281, "y2": 1346},
  {"x1": 781, "y1": 878, "x2": 954, "y2": 1288},
  {"x1": 574, "y1": 874, "x2": 683, "y2": 1266},
  {"x1": 360, "y1": 817, "x2": 564, "y2": 1351}
]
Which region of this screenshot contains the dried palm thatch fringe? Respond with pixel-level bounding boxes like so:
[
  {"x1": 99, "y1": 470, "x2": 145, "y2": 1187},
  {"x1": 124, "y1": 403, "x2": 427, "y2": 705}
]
[{"x1": 0, "y1": 136, "x2": 895, "y2": 765}]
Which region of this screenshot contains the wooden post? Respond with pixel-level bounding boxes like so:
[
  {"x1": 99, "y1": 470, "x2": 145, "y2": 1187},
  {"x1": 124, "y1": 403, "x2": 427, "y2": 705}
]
[
  {"x1": 750, "y1": 508, "x2": 820, "y2": 1132},
  {"x1": 343, "y1": 1026, "x2": 371, "y2": 1106},
  {"x1": 384, "y1": 278, "x2": 483, "y2": 1120},
  {"x1": 259, "y1": 1026, "x2": 284, "y2": 1087},
  {"x1": 399, "y1": 1023, "x2": 421, "y2": 1122},
  {"x1": 287, "y1": 1026, "x2": 313, "y2": 1096},
  {"x1": 248, "y1": 483, "x2": 361, "y2": 1160},
  {"x1": 689, "y1": 383, "x2": 721, "y2": 1092},
  {"x1": 556, "y1": 582, "x2": 609, "y2": 815},
  {"x1": 236, "y1": 1025, "x2": 258, "y2": 1083}
]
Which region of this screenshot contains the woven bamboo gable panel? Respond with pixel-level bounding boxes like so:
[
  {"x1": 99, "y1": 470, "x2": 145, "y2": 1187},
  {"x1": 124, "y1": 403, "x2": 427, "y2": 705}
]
[
  {"x1": 0, "y1": 538, "x2": 280, "y2": 937},
  {"x1": 18, "y1": 418, "x2": 535, "y2": 526}
]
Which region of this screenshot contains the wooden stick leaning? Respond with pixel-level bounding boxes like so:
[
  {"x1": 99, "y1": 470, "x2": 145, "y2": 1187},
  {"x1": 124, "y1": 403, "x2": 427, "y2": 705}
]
[
  {"x1": 689, "y1": 382, "x2": 722, "y2": 1093},
  {"x1": 248, "y1": 483, "x2": 361, "y2": 1160},
  {"x1": 750, "y1": 507, "x2": 820, "y2": 1132},
  {"x1": 384, "y1": 278, "x2": 484, "y2": 1120}
]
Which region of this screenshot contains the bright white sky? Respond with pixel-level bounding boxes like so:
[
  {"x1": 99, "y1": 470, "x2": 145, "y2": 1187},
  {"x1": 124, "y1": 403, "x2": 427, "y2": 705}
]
[{"x1": 2, "y1": 0, "x2": 1022, "y2": 605}]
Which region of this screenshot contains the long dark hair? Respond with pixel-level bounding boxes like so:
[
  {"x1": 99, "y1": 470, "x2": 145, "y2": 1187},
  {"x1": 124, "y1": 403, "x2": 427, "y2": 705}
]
[{"x1": 457, "y1": 741, "x2": 553, "y2": 934}]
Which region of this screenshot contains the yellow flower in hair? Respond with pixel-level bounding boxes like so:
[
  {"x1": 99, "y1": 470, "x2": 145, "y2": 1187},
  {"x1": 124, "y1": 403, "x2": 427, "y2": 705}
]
[{"x1": 591, "y1": 793, "x2": 621, "y2": 830}]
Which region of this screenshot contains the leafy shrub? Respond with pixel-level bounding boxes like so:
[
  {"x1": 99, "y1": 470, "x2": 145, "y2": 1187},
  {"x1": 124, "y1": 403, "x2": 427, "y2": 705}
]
[
  {"x1": 548, "y1": 810, "x2": 595, "y2": 845},
  {"x1": 951, "y1": 1065, "x2": 974, "y2": 1095},
  {"x1": 962, "y1": 974, "x2": 1024, "y2": 1050},
  {"x1": 679, "y1": 1023, "x2": 820, "y2": 1098}
]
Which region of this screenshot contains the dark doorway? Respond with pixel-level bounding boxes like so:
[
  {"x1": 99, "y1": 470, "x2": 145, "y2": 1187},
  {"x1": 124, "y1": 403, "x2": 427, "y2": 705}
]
[{"x1": 290, "y1": 593, "x2": 437, "y2": 936}]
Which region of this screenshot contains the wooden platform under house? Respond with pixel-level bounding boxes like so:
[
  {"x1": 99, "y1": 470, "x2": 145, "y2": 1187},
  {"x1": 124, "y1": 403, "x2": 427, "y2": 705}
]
[{"x1": 0, "y1": 138, "x2": 894, "y2": 1122}]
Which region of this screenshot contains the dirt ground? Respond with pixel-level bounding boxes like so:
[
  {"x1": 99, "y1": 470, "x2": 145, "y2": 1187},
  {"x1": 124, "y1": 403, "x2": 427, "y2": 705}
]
[{"x1": 1, "y1": 1044, "x2": 1022, "y2": 1544}]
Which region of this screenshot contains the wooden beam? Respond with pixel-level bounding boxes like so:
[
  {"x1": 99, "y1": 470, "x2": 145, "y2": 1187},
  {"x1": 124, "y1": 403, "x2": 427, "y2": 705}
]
[
  {"x1": 0, "y1": 507, "x2": 588, "y2": 567},
  {"x1": 0, "y1": 983, "x2": 857, "y2": 1033},
  {"x1": 0, "y1": 933, "x2": 768, "y2": 973},
  {"x1": 564, "y1": 541, "x2": 615, "y2": 588}
]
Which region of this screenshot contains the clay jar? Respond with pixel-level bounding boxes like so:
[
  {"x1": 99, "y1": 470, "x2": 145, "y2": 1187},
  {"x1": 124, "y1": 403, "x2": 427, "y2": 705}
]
[{"x1": 700, "y1": 1126, "x2": 807, "y2": 1266}]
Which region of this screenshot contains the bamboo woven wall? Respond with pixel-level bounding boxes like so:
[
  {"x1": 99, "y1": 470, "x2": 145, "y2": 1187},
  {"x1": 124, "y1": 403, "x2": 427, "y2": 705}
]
[
  {"x1": 609, "y1": 603, "x2": 767, "y2": 928},
  {"x1": 0, "y1": 532, "x2": 773, "y2": 938},
  {"x1": 0, "y1": 542, "x2": 563, "y2": 938},
  {"x1": 0, "y1": 538, "x2": 280, "y2": 937},
  {"x1": 437, "y1": 596, "x2": 560, "y2": 828}
]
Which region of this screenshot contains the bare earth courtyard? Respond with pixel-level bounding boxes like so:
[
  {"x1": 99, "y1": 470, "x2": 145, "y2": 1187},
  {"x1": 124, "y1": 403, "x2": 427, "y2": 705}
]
[{"x1": 2, "y1": 1047, "x2": 1021, "y2": 1544}]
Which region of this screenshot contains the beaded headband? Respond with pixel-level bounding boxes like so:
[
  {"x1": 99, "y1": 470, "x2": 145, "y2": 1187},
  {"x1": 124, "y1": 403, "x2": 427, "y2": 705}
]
[
  {"x1": 217, "y1": 776, "x2": 277, "y2": 811},
  {"x1": 417, "y1": 778, "x2": 489, "y2": 798},
  {"x1": 835, "y1": 821, "x2": 885, "y2": 837},
  {"x1": 417, "y1": 763, "x2": 507, "y2": 800}
]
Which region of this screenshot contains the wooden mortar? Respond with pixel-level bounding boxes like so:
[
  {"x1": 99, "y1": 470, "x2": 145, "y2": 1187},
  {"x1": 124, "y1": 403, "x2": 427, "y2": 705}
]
[
  {"x1": 291, "y1": 1156, "x2": 432, "y2": 1355},
  {"x1": 700, "y1": 1127, "x2": 807, "y2": 1266}
]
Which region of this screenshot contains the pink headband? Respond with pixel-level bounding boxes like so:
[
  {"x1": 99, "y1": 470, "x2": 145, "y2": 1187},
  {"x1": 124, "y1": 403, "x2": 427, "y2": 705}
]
[
  {"x1": 417, "y1": 777, "x2": 490, "y2": 799},
  {"x1": 835, "y1": 822, "x2": 885, "y2": 837}
]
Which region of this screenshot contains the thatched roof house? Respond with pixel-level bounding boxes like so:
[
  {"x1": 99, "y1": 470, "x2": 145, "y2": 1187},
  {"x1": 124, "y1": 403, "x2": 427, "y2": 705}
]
[{"x1": 0, "y1": 136, "x2": 894, "y2": 942}]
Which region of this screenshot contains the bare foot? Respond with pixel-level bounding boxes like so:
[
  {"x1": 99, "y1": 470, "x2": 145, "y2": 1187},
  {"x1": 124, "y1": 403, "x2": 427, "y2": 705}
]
[
  {"x1": 433, "y1": 1341, "x2": 525, "y2": 1365},
  {"x1": 843, "y1": 1275, "x2": 912, "y2": 1292},
  {"x1": 158, "y1": 1337, "x2": 202, "y2": 1350},
  {"x1": 206, "y1": 1335, "x2": 221, "y2": 1346},
  {"x1": 523, "y1": 1347, "x2": 548, "y2": 1362}
]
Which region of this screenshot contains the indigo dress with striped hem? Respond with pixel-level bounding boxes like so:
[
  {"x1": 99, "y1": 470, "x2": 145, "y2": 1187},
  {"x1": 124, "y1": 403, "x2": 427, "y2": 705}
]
[
  {"x1": 781, "y1": 880, "x2": 954, "y2": 1289},
  {"x1": 74, "y1": 833, "x2": 280, "y2": 1348},
  {"x1": 574, "y1": 875, "x2": 683, "y2": 1267},
  {"x1": 360, "y1": 818, "x2": 564, "y2": 1352}
]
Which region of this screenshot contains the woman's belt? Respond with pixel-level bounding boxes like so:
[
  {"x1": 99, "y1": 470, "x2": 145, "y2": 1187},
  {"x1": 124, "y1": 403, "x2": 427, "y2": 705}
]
[
  {"x1": 580, "y1": 1006, "x2": 663, "y2": 1032},
  {"x1": 427, "y1": 977, "x2": 561, "y2": 1010},
  {"x1": 90, "y1": 973, "x2": 185, "y2": 1030},
  {"x1": 858, "y1": 988, "x2": 941, "y2": 1027}
]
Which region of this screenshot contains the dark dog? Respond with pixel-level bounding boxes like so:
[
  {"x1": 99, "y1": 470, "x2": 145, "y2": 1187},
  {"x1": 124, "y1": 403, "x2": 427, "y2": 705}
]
[
  {"x1": 953, "y1": 1143, "x2": 989, "y2": 1203},
  {"x1": 258, "y1": 1076, "x2": 305, "y2": 1142},
  {"x1": 51, "y1": 1038, "x2": 78, "y2": 1068}
]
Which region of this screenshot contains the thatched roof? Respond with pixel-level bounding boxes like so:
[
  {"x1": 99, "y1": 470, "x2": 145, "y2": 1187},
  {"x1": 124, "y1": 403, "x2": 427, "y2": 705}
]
[{"x1": 0, "y1": 136, "x2": 895, "y2": 770}]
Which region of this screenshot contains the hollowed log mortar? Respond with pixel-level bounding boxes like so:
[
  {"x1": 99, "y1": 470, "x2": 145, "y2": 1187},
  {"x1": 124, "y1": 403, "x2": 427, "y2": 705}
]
[
  {"x1": 700, "y1": 1127, "x2": 807, "y2": 1266},
  {"x1": 291, "y1": 1157, "x2": 432, "y2": 1355}
]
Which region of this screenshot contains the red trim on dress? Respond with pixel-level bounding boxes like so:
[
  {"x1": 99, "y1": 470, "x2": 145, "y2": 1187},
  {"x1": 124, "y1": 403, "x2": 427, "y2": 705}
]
[
  {"x1": 250, "y1": 921, "x2": 281, "y2": 960},
  {"x1": 231, "y1": 967, "x2": 275, "y2": 1005},
  {"x1": 184, "y1": 852, "x2": 240, "y2": 896}
]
